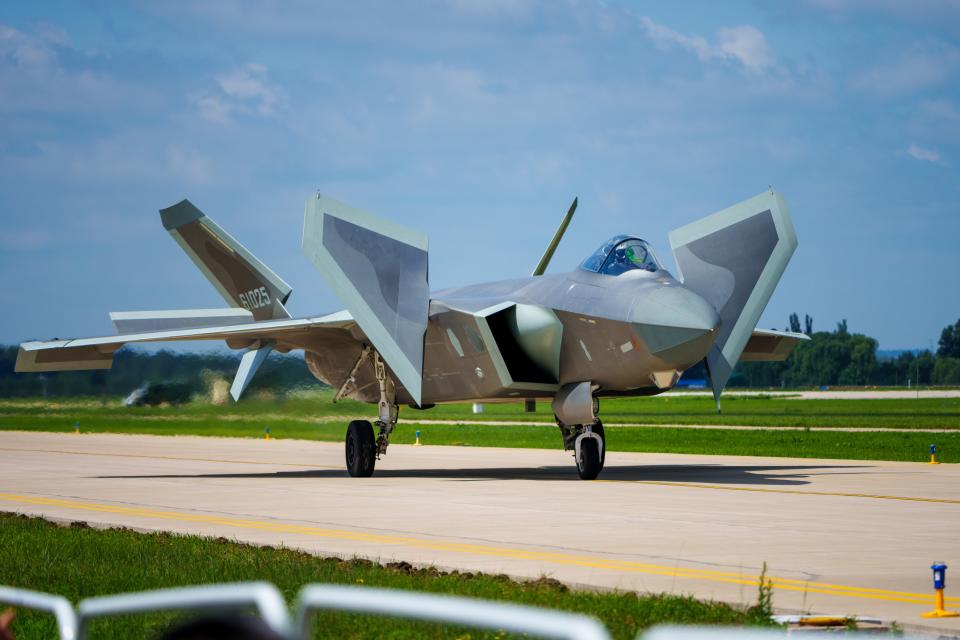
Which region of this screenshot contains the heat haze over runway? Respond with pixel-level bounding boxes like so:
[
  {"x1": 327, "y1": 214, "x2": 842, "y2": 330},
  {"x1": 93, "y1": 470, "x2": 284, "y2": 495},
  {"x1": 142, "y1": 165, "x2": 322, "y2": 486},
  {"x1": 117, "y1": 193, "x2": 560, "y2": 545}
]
[{"x1": 1, "y1": 431, "x2": 958, "y2": 633}]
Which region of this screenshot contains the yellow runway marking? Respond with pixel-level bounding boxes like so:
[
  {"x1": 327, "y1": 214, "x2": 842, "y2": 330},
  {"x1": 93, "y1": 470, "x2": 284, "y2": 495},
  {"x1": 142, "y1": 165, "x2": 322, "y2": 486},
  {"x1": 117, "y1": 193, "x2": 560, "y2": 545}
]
[
  {"x1": 624, "y1": 481, "x2": 960, "y2": 505},
  {"x1": 0, "y1": 492, "x2": 954, "y2": 607}
]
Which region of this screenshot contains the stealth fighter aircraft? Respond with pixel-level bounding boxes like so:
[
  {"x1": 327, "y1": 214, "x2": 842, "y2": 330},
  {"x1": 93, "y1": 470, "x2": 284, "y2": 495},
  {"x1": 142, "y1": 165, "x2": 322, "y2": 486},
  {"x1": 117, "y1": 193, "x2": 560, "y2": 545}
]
[{"x1": 17, "y1": 189, "x2": 807, "y2": 479}]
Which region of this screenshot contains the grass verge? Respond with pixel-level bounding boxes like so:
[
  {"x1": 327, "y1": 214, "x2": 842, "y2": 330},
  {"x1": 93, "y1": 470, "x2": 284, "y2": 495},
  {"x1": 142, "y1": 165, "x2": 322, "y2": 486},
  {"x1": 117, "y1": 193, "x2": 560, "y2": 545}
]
[
  {"x1": 3, "y1": 392, "x2": 959, "y2": 429},
  {"x1": 1, "y1": 392, "x2": 958, "y2": 463},
  {"x1": 0, "y1": 513, "x2": 775, "y2": 639},
  {"x1": 1, "y1": 414, "x2": 958, "y2": 465}
]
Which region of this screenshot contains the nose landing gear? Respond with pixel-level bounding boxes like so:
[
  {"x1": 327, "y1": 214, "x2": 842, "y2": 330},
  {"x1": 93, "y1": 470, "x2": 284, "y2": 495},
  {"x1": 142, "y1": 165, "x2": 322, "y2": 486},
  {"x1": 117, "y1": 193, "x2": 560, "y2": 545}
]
[
  {"x1": 554, "y1": 382, "x2": 605, "y2": 480},
  {"x1": 561, "y1": 420, "x2": 605, "y2": 480}
]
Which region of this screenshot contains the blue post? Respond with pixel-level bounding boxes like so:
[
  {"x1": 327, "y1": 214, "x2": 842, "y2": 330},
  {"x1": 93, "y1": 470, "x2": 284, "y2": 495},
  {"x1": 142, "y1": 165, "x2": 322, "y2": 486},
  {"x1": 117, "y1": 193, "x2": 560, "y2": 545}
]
[{"x1": 933, "y1": 563, "x2": 947, "y2": 590}]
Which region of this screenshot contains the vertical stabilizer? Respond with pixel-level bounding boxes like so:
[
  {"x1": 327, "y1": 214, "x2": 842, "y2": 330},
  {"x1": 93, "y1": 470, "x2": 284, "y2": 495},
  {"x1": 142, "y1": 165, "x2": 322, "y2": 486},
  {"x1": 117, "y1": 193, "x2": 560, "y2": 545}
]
[
  {"x1": 160, "y1": 199, "x2": 292, "y2": 321},
  {"x1": 669, "y1": 189, "x2": 797, "y2": 407},
  {"x1": 301, "y1": 193, "x2": 429, "y2": 406}
]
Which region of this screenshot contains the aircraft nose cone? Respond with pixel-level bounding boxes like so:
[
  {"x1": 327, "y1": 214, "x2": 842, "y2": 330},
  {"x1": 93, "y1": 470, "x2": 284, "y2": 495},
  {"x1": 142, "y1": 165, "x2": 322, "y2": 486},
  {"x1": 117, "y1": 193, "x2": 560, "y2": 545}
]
[
  {"x1": 632, "y1": 285, "x2": 720, "y2": 331},
  {"x1": 629, "y1": 285, "x2": 720, "y2": 359}
]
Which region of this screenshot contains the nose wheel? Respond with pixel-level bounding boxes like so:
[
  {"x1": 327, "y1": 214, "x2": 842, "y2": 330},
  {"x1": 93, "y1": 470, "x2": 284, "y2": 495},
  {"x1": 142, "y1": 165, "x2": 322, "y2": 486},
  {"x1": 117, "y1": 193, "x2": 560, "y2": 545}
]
[{"x1": 574, "y1": 421, "x2": 605, "y2": 480}]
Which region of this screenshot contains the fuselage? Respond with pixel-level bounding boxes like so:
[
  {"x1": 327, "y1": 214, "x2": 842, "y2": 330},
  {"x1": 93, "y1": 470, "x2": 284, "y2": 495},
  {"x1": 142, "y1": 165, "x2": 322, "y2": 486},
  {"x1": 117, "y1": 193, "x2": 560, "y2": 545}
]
[{"x1": 414, "y1": 265, "x2": 720, "y2": 404}]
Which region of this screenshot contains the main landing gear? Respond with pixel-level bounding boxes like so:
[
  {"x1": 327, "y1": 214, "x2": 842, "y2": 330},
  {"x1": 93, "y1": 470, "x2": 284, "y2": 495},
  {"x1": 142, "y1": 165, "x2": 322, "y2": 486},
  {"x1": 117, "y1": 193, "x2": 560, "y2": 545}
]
[
  {"x1": 553, "y1": 382, "x2": 605, "y2": 480},
  {"x1": 343, "y1": 351, "x2": 398, "y2": 478}
]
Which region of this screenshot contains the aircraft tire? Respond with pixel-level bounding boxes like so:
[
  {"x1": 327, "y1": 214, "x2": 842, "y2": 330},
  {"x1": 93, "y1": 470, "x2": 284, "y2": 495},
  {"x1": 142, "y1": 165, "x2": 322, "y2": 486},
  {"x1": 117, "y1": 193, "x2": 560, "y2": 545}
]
[
  {"x1": 576, "y1": 435, "x2": 602, "y2": 480},
  {"x1": 593, "y1": 420, "x2": 606, "y2": 470},
  {"x1": 345, "y1": 420, "x2": 376, "y2": 477}
]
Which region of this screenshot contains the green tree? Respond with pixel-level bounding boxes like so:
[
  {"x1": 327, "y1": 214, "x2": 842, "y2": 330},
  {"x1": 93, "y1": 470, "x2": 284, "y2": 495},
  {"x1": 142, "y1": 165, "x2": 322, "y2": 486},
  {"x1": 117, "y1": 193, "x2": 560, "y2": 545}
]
[
  {"x1": 938, "y1": 319, "x2": 960, "y2": 358},
  {"x1": 788, "y1": 313, "x2": 801, "y2": 333},
  {"x1": 934, "y1": 358, "x2": 960, "y2": 385}
]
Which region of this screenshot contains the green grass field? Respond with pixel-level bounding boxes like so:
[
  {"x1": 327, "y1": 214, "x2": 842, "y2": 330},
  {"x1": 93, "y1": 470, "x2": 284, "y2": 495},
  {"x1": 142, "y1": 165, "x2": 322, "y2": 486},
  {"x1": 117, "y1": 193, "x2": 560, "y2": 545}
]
[
  {"x1": 1, "y1": 392, "x2": 958, "y2": 463},
  {"x1": 0, "y1": 513, "x2": 775, "y2": 639}
]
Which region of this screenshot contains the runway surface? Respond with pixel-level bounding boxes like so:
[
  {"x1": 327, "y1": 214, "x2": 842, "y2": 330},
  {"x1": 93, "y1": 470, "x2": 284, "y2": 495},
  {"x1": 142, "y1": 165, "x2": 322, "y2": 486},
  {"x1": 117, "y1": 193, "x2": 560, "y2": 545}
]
[
  {"x1": 2, "y1": 431, "x2": 959, "y2": 632},
  {"x1": 663, "y1": 389, "x2": 960, "y2": 399}
]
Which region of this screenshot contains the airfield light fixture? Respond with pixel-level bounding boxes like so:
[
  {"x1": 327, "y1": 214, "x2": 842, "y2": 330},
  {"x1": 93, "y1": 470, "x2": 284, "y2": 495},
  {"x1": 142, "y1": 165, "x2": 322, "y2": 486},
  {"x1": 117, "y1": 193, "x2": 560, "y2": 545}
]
[{"x1": 923, "y1": 562, "x2": 959, "y2": 618}]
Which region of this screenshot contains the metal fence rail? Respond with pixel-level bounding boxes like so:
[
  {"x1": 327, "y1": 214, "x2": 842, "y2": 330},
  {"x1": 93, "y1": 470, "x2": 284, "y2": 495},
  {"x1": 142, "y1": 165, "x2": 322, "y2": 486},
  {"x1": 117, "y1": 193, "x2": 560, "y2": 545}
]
[
  {"x1": 0, "y1": 582, "x2": 610, "y2": 640},
  {"x1": 0, "y1": 586, "x2": 77, "y2": 640},
  {"x1": 1, "y1": 582, "x2": 897, "y2": 639},
  {"x1": 294, "y1": 584, "x2": 610, "y2": 640},
  {"x1": 76, "y1": 582, "x2": 291, "y2": 639}
]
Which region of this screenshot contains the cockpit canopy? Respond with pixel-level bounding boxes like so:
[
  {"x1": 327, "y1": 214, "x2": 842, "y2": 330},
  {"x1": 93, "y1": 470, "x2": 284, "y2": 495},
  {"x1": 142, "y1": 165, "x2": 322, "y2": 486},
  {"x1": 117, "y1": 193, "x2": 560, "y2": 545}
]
[{"x1": 580, "y1": 235, "x2": 661, "y2": 276}]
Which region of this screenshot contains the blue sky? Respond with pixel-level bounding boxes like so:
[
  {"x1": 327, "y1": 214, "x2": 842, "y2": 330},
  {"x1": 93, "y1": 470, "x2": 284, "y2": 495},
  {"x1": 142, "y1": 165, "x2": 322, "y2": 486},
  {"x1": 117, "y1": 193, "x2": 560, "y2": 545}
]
[{"x1": 1, "y1": 0, "x2": 957, "y2": 351}]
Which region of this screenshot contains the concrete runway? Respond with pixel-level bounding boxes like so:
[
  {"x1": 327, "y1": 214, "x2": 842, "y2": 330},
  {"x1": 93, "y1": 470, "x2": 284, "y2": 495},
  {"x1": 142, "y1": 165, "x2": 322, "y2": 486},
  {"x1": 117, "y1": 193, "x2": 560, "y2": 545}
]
[{"x1": 1, "y1": 431, "x2": 959, "y2": 633}]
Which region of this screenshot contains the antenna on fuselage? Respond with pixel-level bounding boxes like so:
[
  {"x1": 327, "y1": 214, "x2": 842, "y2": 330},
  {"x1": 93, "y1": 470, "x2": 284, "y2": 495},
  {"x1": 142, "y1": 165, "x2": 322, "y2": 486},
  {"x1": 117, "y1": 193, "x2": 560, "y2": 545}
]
[{"x1": 532, "y1": 197, "x2": 578, "y2": 276}]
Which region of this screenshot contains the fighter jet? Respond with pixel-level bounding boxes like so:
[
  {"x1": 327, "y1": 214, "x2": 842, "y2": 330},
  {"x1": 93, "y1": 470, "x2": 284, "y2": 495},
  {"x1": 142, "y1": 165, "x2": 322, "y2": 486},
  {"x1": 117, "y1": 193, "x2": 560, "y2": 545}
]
[{"x1": 16, "y1": 189, "x2": 808, "y2": 479}]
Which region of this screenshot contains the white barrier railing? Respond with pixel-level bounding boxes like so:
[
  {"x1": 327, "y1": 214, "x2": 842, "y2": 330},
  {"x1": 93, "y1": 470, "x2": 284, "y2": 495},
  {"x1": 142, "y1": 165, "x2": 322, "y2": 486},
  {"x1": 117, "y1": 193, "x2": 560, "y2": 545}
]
[
  {"x1": 2, "y1": 582, "x2": 910, "y2": 640},
  {"x1": 294, "y1": 584, "x2": 610, "y2": 640},
  {"x1": 0, "y1": 586, "x2": 78, "y2": 640},
  {"x1": 0, "y1": 582, "x2": 610, "y2": 640},
  {"x1": 75, "y1": 582, "x2": 291, "y2": 639}
]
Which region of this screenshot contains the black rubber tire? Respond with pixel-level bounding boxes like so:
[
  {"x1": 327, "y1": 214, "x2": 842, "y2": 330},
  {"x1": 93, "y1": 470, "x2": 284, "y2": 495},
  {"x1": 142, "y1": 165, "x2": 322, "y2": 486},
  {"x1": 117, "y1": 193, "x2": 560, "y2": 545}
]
[
  {"x1": 345, "y1": 420, "x2": 376, "y2": 477},
  {"x1": 576, "y1": 435, "x2": 602, "y2": 480},
  {"x1": 593, "y1": 420, "x2": 606, "y2": 470}
]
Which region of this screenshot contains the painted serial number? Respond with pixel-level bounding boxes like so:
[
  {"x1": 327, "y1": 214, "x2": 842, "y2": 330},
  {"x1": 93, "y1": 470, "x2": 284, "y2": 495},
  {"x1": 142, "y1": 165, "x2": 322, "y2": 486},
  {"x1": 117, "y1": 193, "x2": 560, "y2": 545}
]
[{"x1": 239, "y1": 286, "x2": 271, "y2": 310}]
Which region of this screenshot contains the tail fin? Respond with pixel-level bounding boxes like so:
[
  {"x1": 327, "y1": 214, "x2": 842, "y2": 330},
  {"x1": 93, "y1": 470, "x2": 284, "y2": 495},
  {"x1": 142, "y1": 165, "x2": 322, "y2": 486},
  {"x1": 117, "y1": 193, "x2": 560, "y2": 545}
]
[
  {"x1": 669, "y1": 188, "x2": 797, "y2": 406},
  {"x1": 160, "y1": 199, "x2": 292, "y2": 321},
  {"x1": 301, "y1": 193, "x2": 429, "y2": 406}
]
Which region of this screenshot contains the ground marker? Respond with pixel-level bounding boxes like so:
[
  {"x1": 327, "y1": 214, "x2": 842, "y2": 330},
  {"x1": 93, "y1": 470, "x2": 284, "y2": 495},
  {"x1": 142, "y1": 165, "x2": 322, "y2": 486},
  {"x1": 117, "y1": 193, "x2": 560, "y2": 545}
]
[
  {"x1": 922, "y1": 562, "x2": 959, "y2": 618},
  {"x1": 264, "y1": 427, "x2": 272, "y2": 441},
  {"x1": 929, "y1": 444, "x2": 940, "y2": 464},
  {"x1": 414, "y1": 430, "x2": 422, "y2": 446}
]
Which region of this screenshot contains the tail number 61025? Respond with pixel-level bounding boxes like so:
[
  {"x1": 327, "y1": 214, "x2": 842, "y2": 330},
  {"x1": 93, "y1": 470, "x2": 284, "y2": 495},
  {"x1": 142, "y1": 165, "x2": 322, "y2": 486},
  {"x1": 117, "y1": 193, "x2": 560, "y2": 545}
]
[{"x1": 239, "y1": 286, "x2": 271, "y2": 311}]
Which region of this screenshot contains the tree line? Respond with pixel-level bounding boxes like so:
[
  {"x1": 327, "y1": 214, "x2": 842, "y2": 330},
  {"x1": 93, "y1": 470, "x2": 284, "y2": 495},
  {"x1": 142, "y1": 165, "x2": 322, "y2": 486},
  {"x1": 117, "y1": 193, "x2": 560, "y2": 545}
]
[
  {"x1": 727, "y1": 316, "x2": 960, "y2": 388},
  {"x1": 0, "y1": 347, "x2": 317, "y2": 399}
]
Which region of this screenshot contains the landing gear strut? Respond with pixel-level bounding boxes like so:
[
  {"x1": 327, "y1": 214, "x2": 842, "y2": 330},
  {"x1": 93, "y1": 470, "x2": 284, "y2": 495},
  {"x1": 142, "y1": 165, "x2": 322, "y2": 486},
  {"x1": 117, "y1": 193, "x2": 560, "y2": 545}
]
[
  {"x1": 343, "y1": 350, "x2": 398, "y2": 478},
  {"x1": 554, "y1": 382, "x2": 605, "y2": 480}
]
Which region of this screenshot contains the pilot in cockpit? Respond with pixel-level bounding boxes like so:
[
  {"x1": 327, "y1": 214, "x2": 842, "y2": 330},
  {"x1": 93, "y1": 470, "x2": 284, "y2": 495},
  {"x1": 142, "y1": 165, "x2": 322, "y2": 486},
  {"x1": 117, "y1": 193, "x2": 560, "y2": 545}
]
[{"x1": 580, "y1": 235, "x2": 661, "y2": 276}]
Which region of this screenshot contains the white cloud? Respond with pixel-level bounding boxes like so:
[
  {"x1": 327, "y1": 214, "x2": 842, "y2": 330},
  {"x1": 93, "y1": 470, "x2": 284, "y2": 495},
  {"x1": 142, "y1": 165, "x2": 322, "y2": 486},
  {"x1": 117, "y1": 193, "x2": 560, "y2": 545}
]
[
  {"x1": 167, "y1": 146, "x2": 212, "y2": 185},
  {"x1": 716, "y1": 26, "x2": 776, "y2": 73},
  {"x1": 907, "y1": 143, "x2": 943, "y2": 164},
  {"x1": 638, "y1": 17, "x2": 777, "y2": 74},
  {"x1": 195, "y1": 63, "x2": 281, "y2": 123},
  {"x1": 0, "y1": 22, "x2": 148, "y2": 114},
  {"x1": 0, "y1": 23, "x2": 56, "y2": 69},
  {"x1": 446, "y1": 0, "x2": 533, "y2": 17},
  {"x1": 195, "y1": 94, "x2": 232, "y2": 124},
  {"x1": 639, "y1": 17, "x2": 713, "y2": 62},
  {"x1": 851, "y1": 45, "x2": 959, "y2": 97}
]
